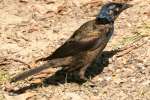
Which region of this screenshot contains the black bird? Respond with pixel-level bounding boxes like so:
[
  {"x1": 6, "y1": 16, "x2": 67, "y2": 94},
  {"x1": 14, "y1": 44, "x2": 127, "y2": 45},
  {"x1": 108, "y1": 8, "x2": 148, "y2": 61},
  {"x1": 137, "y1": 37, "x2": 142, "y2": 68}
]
[{"x1": 11, "y1": 2, "x2": 132, "y2": 82}]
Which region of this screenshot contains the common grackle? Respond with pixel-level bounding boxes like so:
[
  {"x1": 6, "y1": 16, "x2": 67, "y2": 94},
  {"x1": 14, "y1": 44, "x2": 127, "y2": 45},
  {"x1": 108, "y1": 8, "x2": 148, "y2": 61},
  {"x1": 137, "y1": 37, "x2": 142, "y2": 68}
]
[{"x1": 11, "y1": 2, "x2": 132, "y2": 82}]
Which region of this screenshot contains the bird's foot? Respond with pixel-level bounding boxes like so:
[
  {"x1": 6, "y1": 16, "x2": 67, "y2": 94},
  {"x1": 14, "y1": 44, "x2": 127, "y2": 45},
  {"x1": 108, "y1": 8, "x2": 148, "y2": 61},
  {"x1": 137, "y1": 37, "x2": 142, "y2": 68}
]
[
  {"x1": 79, "y1": 64, "x2": 95, "y2": 84},
  {"x1": 79, "y1": 75, "x2": 95, "y2": 84}
]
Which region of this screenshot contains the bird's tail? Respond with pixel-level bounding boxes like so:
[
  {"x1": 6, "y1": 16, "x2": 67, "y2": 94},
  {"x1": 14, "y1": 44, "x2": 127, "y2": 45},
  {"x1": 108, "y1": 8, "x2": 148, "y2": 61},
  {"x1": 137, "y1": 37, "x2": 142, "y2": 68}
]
[{"x1": 10, "y1": 57, "x2": 72, "y2": 82}]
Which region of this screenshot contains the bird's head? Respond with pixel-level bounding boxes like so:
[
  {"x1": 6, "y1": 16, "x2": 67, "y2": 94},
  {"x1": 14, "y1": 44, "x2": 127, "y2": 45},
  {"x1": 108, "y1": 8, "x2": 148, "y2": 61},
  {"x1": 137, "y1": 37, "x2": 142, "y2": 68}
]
[{"x1": 96, "y1": 2, "x2": 132, "y2": 24}]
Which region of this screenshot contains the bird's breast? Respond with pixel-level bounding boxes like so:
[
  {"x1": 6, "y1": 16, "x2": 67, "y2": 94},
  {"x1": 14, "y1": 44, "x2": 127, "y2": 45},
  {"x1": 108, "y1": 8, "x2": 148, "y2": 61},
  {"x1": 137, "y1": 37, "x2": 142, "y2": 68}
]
[{"x1": 106, "y1": 25, "x2": 114, "y2": 39}]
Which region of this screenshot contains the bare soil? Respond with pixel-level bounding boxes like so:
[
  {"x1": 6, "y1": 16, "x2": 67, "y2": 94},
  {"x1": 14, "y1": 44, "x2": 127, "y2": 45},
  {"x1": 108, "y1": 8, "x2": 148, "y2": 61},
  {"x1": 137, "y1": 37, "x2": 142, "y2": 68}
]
[{"x1": 0, "y1": 0, "x2": 150, "y2": 100}]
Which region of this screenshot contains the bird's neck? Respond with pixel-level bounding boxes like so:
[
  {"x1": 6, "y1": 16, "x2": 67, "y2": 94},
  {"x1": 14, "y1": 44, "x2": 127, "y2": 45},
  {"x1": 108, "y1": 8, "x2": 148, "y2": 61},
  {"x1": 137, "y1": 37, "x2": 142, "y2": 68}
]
[{"x1": 95, "y1": 18, "x2": 114, "y2": 24}]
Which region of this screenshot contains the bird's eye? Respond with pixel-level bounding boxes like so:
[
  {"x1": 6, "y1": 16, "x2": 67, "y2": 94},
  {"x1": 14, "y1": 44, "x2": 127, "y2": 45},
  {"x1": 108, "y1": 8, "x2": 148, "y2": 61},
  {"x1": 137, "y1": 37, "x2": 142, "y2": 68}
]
[
  {"x1": 109, "y1": 5, "x2": 116, "y2": 9},
  {"x1": 109, "y1": 10, "x2": 113, "y2": 15},
  {"x1": 115, "y1": 8, "x2": 119, "y2": 12}
]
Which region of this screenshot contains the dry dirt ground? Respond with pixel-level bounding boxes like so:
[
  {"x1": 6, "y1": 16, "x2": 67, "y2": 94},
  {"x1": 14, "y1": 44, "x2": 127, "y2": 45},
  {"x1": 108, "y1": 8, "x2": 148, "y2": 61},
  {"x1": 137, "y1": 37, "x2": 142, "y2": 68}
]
[{"x1": 0, "y1": 0, "x2": 150, "y2": 100}]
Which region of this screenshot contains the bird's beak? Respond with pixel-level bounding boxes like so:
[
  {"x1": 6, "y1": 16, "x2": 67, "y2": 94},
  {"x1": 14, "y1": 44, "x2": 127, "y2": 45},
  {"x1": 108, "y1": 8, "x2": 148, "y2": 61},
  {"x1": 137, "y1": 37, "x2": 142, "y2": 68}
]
[{"x1": 122, "y1": 4, "x2": 133, "y2": 10}]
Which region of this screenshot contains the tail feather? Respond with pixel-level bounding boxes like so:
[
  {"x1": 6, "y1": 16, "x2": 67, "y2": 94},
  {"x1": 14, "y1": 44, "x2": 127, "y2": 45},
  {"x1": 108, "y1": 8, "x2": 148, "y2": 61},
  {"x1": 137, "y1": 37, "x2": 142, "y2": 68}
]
[{"x1": 10, "y1": 57, "x2": 72, "y2": 82}]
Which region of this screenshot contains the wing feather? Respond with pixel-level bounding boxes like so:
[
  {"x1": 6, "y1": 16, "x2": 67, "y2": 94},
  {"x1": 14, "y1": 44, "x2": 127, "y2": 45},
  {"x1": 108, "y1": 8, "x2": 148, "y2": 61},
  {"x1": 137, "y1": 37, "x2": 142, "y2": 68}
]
[{"x1": 50, "y1": 35, "x2": 103, "y2": 59}]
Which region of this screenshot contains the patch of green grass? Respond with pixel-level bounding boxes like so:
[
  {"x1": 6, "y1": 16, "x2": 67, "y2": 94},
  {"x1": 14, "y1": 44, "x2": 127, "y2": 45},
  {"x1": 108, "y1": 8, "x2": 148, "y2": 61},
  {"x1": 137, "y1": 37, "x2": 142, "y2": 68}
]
[
  {"x1": 0, "y1": 71, "x2": 10, "y2": 85},
  {"x1": 112, "y1": 21, "x2": 150, "y2": 49},
  {"x1": 136, "y1": 21, "x2": 150, "y2": 37},
  {"x1": 121, "y1": 34, "x2": 141, "y2": 45},
  {"x1": 112, "y1": 34, "x2": 142, "y2": 49},
  {"x1": 0, "y1": 94, "x2": 4, "y2": 100}
]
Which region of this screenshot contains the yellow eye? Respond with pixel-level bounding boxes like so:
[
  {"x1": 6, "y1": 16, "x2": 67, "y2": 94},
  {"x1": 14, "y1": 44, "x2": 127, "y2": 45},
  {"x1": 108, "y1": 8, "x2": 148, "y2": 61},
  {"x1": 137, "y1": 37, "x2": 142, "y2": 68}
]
[
  {"x1": 115, "y1": 8, "x2": 119, "y2": 12},
  {"x1": 109, "y1": 10, "x2": 113, "y2": 15}
]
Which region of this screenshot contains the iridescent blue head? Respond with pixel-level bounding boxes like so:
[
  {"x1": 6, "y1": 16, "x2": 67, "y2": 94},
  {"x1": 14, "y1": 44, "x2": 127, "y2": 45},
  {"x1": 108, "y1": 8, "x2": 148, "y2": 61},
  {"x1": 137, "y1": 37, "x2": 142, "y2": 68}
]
[{"x1": 96, "y1": 2, "x2": 132, "y2": 23}]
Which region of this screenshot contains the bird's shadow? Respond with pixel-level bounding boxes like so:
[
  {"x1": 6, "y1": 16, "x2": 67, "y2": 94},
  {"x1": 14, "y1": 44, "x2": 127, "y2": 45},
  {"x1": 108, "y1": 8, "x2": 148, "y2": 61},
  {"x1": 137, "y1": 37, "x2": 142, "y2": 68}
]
[
  {"x1": 43, "y1": 49, "x2": 119, "y2": 85},
  {"x1": 10, "y1": 49, "x2": 120, "y2": 94}
]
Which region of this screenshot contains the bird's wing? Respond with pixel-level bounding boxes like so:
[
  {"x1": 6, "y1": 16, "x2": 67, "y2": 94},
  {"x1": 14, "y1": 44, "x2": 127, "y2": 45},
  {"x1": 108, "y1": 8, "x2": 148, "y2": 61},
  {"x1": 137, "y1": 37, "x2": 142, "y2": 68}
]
[{"x1": 50, "y1": 35, "x2": 104, "y2": 59}]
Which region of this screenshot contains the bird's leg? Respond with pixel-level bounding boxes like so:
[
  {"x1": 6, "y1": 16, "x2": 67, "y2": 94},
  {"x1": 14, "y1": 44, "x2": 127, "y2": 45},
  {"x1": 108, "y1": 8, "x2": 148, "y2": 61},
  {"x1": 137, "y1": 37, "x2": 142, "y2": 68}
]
[
  {"x1": 79, "y1": 64, "x2": 95, "y2": 84},
  {"x1": 79, "y1": 64, "x2": 90, "y2": 80}
]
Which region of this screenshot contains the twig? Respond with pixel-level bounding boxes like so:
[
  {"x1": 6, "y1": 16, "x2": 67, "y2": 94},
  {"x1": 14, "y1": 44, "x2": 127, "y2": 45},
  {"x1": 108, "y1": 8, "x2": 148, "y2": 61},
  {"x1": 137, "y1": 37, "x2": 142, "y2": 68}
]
[
  {"x1": 82, "y1": 0, "x2": 102, "y2": 7},
  {"x1": 116, "y1": 41, "x2": 147, "y2": 57},
  {"x1": 0, "y1": 57, "x2": 31, "y2": 68},
  {"x1": 0, "y1": 62, "x2": 11, "y2": 66},
  {"x1": 117, "y1": 35, "x2": 144, "y2": 51}
]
